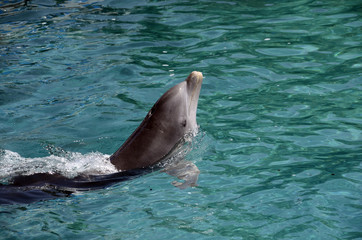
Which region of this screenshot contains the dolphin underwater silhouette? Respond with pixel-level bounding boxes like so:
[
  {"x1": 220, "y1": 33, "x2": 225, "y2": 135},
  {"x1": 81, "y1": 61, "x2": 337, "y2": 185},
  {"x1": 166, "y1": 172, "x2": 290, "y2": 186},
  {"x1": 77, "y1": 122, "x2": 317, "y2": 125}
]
[{"x1": 0, "y1": 71, "x2": 203, "y2": 204}]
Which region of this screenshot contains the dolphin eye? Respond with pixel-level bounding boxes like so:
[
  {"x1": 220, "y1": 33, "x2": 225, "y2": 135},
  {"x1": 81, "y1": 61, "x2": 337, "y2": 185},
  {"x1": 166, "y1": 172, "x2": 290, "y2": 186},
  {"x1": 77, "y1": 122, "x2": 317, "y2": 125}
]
[
  {"x1": 148, "y1": 107, "x2": 155, "y2": 117},
  {"x1": 181, "y1": 119, "x2": 187, "y2": 127}
]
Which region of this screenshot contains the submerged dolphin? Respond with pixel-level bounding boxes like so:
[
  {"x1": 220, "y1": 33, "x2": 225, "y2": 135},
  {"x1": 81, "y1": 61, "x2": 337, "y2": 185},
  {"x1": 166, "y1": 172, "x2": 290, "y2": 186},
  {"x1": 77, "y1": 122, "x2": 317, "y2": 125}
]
[{"x1": 0, "y1": 71, "x2": 203, "y2": 204}]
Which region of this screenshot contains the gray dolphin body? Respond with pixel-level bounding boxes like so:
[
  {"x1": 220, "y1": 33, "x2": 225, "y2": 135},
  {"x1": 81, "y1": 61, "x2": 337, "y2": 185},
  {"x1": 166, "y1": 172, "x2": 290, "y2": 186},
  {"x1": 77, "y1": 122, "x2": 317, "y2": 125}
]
[{"x1": 110, "y1": 71, "x2": 203, "y2": 173}]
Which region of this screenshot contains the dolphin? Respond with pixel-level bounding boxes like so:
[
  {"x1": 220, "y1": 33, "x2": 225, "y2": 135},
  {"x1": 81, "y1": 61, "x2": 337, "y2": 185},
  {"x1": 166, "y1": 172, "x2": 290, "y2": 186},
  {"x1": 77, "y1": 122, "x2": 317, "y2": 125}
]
[{"x1": 0, "y1": 71, "x2": 203, "y2": 204}]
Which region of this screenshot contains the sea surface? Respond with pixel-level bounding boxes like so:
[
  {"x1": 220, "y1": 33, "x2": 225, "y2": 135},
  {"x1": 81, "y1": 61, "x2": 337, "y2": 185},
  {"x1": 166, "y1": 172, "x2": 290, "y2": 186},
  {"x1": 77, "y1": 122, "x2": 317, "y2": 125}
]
[{"x1": 0, "y1": 0, "x2": 361, "y2": 239}]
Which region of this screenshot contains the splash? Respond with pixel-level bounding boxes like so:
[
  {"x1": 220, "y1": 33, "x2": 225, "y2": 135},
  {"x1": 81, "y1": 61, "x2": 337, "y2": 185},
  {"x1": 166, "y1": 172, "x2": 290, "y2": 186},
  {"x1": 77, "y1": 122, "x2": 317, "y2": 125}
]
[
  {"x1": 155, "y1": 129, "x2": 206, "y2": 168},
  {"x1": 0, "y1": 148, "x2": 117, "y2": 184}
]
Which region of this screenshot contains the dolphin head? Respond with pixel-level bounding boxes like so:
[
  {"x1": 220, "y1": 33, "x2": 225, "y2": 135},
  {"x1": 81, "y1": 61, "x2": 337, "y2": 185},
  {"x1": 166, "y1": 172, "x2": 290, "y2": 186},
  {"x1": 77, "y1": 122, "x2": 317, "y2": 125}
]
[
  {"x1": 110, "y1": 71, "x2": 203, "y2": 171},
  {"x1": 156, "y1": 71, "x2": 203, "y2": 134}
]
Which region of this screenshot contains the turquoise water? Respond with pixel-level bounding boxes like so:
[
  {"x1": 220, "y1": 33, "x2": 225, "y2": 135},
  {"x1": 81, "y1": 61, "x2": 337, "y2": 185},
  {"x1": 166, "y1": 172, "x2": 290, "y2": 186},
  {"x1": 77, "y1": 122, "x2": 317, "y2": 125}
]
[{"x1": 1, "y1": 0, "x2": 361, "y2": 238}]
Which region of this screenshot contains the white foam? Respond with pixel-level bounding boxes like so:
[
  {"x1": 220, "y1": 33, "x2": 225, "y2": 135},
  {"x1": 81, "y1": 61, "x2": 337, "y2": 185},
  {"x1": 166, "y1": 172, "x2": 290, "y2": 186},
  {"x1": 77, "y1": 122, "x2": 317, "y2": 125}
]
[{"x1": 0, "y1": 149, "x2": 117, "y2": 183}]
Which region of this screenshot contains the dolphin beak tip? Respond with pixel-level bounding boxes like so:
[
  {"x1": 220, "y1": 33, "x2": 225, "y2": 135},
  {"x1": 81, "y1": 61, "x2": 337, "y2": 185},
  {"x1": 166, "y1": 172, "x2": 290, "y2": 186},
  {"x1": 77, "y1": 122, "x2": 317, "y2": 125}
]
[{"x1": 191, "y1": 71, "x2": 203, "y2": 79}]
